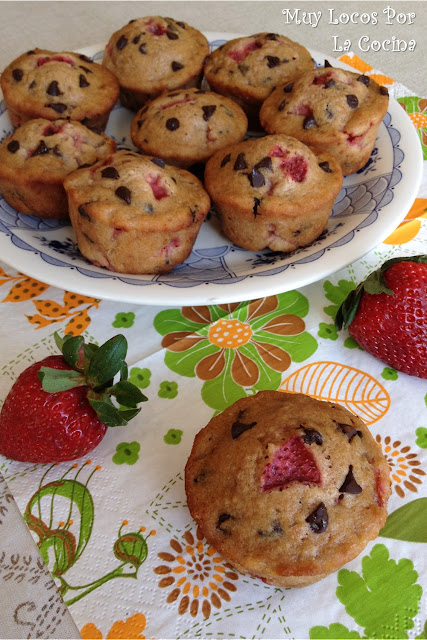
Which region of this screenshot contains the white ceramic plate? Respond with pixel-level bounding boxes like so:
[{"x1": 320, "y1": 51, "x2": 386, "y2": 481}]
[{"x1": 0, "y1": 33, "x2": 422, "y2": 305}]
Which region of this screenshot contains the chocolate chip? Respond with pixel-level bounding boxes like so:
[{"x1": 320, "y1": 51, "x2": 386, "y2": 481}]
[
  {"x1": 151, "y1": 157, "x2": 165, "y2": 168},
  {"x1": 79, "y1": 74, "x2": 90, "y2": 88},
  {"x1": 46, "y1": 80, "x2": 61, "y2": 96},
  {"x1": 171, "y1": 61, "x2": 184, "y2": 72},
  {"x1": 116, "y1": 35, "x2": 128, "y2": 50},
  {"x1": 248, "y1": 169, "x2": 265, "y2": 188},
  {"x1": 12, "y1": 69, "x2": 23, "y2": 81},
  {"x1": 231, "y1": 411, "x2": 257, "y2": 439},
  {"x1": 238, "y1": 63, "x2": 249, "y2": 76},
  {"x1": 46, "y1": 103, "x2": 67, "y2": 113},
  {"x1": 346, "y1": 94, "x2": 359, "y2": 109},
  {"x1": 339, "y1": 465, "x2": 362, "y2": 494},
  {"x1": 283, "y1": 82, "x2": 294, "y2": 93},
  {"x1": 257, "y1": 520, "x2": 283, "y2": 537},
  {"x1": 79, "y1": 54, "x2": 93, "y2": 63},
  {"x1": 166, "y1": 30, "x2": 179, "y2": 40},
  {"x1": 306, "y1": 502, "x2": 328, "y2": 533},
  {"x1": 78, "y1": 205, "x2": 91, "y2": 220},
  {"x1": 176, "y1": 21, "x2": 186, "y2": 28},
  {"x1": 52, "y1": 145, "x2": 62, "y2": 157},
  {"x1": 139, "y1": 44, "x2": 147, "y2": 54},
  {"x1": 303, "y1": 115, "x2": 316, "y2": 129},
  {"x1": 337, "y1": 423, "x2": 362, "y2": 442},
  {"x1": 166, "y1": 117, "x2": 180, "y2": 131},
  {"x1": 254, "y1": 157, "x2": 272, "y2": 171},
  {"x1": 101, "y1": 167, "x2": 120, "y2": 179},
  {"x1": 27, "y1": 50, "x2": 36, "y2": 55},
  {"x1": 265, "y1": 33, "x2": 279, "y2": 40},
  {"x1": 7, "y1": 140, "x2": 19, "y2": 153},
  {"x1": 266, "y1": 55, "x2": 280, "y2": 68},
  {"x1": 77, "y1": 163, "x2": 92, "y2": 169},
  {"x1": 233, "y1": 153, "x2": 247, "y2": 171},
  {"x1": 380, "y1": 86, "x2": 389, "y2": 96},
  {"x1": 357, "y1": 75, "x2": 370, "y2": 87},
  {"x1": 115, "y1": 186, "x2": 132, "y2": 204},
  {"x1": 132, "y1": 34, "x2": 141, "y2": 44},
  {"x1": 253, "y1": 197, "x2": 261, "y2": 217},
  {"x1": 32, "y1": 140, "x2": 49, "y2": 156},
  {"x1": 278, "y1": 99, "x2": 287, "y2": 112},
  {"x1": 324, "y1": 79, "x2": 335, "y2": 89},
  {"x1": 216, "y1": 513, "x2": 234, "y2": 533},
  {"x1": 144, "y1": 203, "x2": 154, "y2": 213},
  {"x1": 202, "y1": 105, "x2": 216, "y2": 121},
  {"x1": 79, "y1": 65, "x2": 93, "y2": 74},
  {"x1": 318, "y1": 161, "x2": 331, "y2": 173},
  {"x1": 324, "y1": 60, "x2": 332, "y2": 67},
  {"x1": 221, "y1": 153, "x2": 231, "y2": 168},
  {"x1": 29, "y1": 80, "x2": 36, "y2": 89},
  {"x1": 136, "y1": 119, "x2": 144, "y2": 128},
  {"x1": 301, "y1": 427, "x2": 323, "y2": 445}
]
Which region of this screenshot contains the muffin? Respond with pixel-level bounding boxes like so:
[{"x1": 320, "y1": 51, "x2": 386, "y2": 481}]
[
  {"x1": 204, "y1": 33, "x2": 314, "y2": 127},
  {"x1": 185, "y1": 390, "x2": 391, "y2": 588},
  {"x1": 102, "y1": 16, "x2": 209, "y2": 111},
  {"x1": 0, "y1": 119, "x2": 116, "y2": 219},
  {"x1": 63, "y1": 149, "x2": 211, "y2": 274},
  {"x1": 0, "y1": 49, "x2": 120, "y2": 130},
  {"x1": 260, "y1": 65, "x2": 389, "y2": 175},
  {"x1": 130, "y1": 88, "x2": 248, "y2": 168},
  {"x1": 204, "y1": 134, "x2": 343, "y2": 252}
]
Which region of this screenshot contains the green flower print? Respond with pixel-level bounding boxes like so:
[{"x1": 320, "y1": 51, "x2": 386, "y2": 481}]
[
  {"x1": 113, "y1": 441, "x2": 140, "y2": 465},
  {"x1": 344, "y1": 336, "x2": 363, "y2": 350},
  {"x1": 318, "y1": 322, "x2": 338, "y2": 341},
  {"x1": 112, "y1": 312, "x2": 135, "y2": 328},
  {"x1": 154, "y1": 292, "x2": 317, "y2": 413},
  {"x1": 158, "y1": 381, "x2": 178, "y2": 399},
  {"x1": 323, "y1": 279, "x2": 357, "y2": 320},
  {"x1": 415, "y1": 427, "x2": 427, "y2": 448},
  {"x1": 129, "y1": 367, "x2": 152, "y2": 389},
  {"x1": 164, "y1": 429, "x2": 183, "y2": 444},
  {"x1": 382, "y1": 367, "x2": 398, "y2": 381},
  {"x1": 309, "y1": 544, "x2": 422, "y2": 639}
]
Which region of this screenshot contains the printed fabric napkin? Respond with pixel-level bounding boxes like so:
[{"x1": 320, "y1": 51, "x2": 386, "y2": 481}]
[{"x1": 0, "y1": 53, "x2": 426, "y2": 640}]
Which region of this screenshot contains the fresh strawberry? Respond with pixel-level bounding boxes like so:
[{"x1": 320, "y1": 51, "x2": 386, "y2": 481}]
[
  {"x1": 0, "y1": 333, "x2": 147, "y2": 463},
  {"x1": 335, "y1": 255, "x2": 427, "y2": 378},
  {"x1": 261, "y1": 434, "x2": 321, "y2": 491}
]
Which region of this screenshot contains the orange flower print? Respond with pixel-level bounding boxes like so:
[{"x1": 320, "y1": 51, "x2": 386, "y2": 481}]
[
  {"x1": 375, "y1": 435, "x2": 426, "y2": 498},
  {"x1": 81, "y1": 613, "x2": 146, "y2": 639},
  {"x1": 154, "y1": 527, "x2": 239, "y2": 618}
]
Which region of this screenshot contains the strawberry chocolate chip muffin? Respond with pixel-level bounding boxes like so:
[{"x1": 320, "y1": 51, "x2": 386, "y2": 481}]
[
  {"x1": 130, "y1": 88, "x2": 248, "y2": 168},
  {"x1": 204, "y1": 33, "x2": 314, "y2": 127},
  {"x1": 0, "y1": 49, "x2": 119, "y2": 130},
  {"x1": 204, "y1": 133, "x2": 343, "y2": 252},
  {"x1": 0, "y1": 119, "x2": 116, "y2": 218},
  {"x1": 259, "y1": 64, "x2": 389, "y2": 175},
  {"x1": 185, "y1": 390, "x2": 391, "y2": 588},
  {"x1": 102, "y1": 16, "x2": 209, "y2": 111},
  {"x1": 63, "y1": 149, "x2": 211, "y2": 274}
]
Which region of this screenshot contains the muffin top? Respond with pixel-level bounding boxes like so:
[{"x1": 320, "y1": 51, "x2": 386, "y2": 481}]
[
  {"x1": 102, "y1": 16, "x2": 209, "y2": 94},
  {"x1": 64, "y1": 149, "x2": 211, "y2": 233},
  {"x1": 260, "y1": 65, "x2": 389, "y2": 143},
  {"x1": 204, "y1": 133, "x2": 343, "y2": 217},
  {"x1": 0, "y1": 119, "x2": 116, "y2": 182},
  {"x1": 130, "y1": 88, "x2": 248, "y2": 166},
  {"x1": 185, "y1": 390, "x2": 391, "y2": 585},
  {"x1": 204, "y1": 33, "x2": 314, "y2": 104},
  {"x1": 0, "y1": 49, "x2": 119, "y2": 124}
]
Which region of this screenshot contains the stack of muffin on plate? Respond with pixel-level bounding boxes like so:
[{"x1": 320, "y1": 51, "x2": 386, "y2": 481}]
[{"x1": 0, "y1": 17, "x2": 389, "y2": 274}]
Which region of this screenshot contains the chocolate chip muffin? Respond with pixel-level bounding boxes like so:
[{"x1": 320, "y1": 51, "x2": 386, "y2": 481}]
[
  {"x1": 204, "y1": 133, "x2": 343, "y2": 252},
  {"x1": 63, "y1": 149, "x2": 211, "y2": 274},
  {"x1": 185, "y1": 390, "x2": 391, "y2": 588},
  {"x1": 259, "y1": 65, "x2": 389, "y2": 175},
  {"x1": 0, "y1": 49, "x2": 119, "y2": 130},
  {"x1": 0, "y1": 119, "x2": 116, "y2": 219},
  {"x1": 102, "y1": 16, "x2": 209, "y2": 111},
  {"x1": 130, "y1": 88, "x2": 248, "y2": 168},
  {"x1": 204, "y1": 33, "x2": 314, "y2": 127}
]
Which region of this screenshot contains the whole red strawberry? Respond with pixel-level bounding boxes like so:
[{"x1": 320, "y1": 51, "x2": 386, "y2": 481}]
[
  {"x1": 336, "y1": 255, "x2": 427, "y2": 378},
  {"x1": 0, "y1": 333, "x2": 147, "y2": 463}
]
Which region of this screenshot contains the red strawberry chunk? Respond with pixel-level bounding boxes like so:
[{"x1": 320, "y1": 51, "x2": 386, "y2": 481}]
[
  {"x1": 312, "y1": 72, "x2": 334, "y2": 86},
  {"x1": 291, "y1": 103, "x2": 313, "y2": 117},
  {"x1": 262, "y1": 434, "x2": 321, "y2": 491},
  {"x1": 146, "y1": 174, "x2": 169, "y2": 200},
  {"x1": 149, "y1": 23, "x2": 167, "y2": 36},
  {"x1": 37, "y1": 55, "x2": 76, "y2": 67},
  {"x1": 228, "y1": 40, "x2": 262, "y2": 62},
  {"x1": 280, "y1": 155, "x2": 308, "y2": 182},
  {"x1": 270, "y1": 144, "x2": 286, "y2": 158}
]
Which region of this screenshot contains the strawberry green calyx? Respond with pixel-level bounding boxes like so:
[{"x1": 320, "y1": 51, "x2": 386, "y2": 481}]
[
  {"x1": 335, "y1": 255, "x2": 427, "y2": 330},
  {"x1": 37, "y1": 332, "x2": 147, "y2": 427}
]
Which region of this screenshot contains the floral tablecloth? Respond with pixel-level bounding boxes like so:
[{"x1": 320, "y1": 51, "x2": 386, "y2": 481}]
[{"x1": 0, "y1": 54, "x2": 426, "y2": 640}]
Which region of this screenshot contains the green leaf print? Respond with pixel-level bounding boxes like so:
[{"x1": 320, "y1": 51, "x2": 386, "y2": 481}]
[
  {"x1": 397, "y1": 96, "x2": 422, "y2": 113},
  {"x1": 323, "y1": 279, "x2": 357, "y2": 320},
  {"x1": 309, "y1": 544, "x2": 422, "y2": 639},
  {"x1": 154, "y1": 308, "x2": 208, "y2": 335},
  {"x1": 254, "y1": 330, "x2": 318, "y2": 362},
  {"x1": 379, "y1": 498, "x2": 427, "y2": 542},
  {"x1": 164, "y1": 340, "x2": 218, "y2": 378}
]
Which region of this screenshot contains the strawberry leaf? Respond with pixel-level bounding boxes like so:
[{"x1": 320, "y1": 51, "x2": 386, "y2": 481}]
[
  {"x1": 87, "y1": 335, "x2": 128, "y2": 388},
  {"x1": 38, "y1": 367, "x2": 86, "y2": 392},
  {"x1": 87, "y1": 392, "x2": 129, "y2": 427},
  {"x1": 108, "y1": 380, "x2": 147, "y2": 408},
  {"x1": 61, "y1": 335, "x2": 85, "y2": 369}
]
